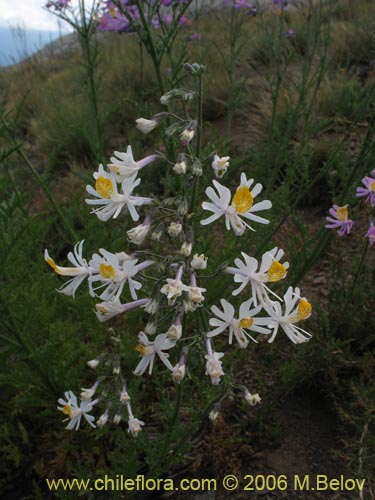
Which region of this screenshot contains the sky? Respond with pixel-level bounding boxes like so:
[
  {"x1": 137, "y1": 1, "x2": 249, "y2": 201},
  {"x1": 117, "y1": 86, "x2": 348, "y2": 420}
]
[{"x1": 0, "y1": 0, "x2": 94, "y2": 32}]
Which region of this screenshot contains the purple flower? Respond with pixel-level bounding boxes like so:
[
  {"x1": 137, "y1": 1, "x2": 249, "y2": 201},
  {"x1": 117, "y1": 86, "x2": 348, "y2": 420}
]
[
  {"x1": 365, "y1": 222, "x2": 375, "y2": 245},
  {"x1": 282, "y1": 28, "x2": 296, "y2": 38},
  {"x1": 187, "y1": 32, "x2": 200, "y2": 42},
  {"x1": 356, "y1": 172, "x2": 375, "y2": 206},
  {"x1": 45, "y1": 0, "x2": 70, "y2": 10},
  {"x1": 325, "y1": 205, "x2": 354, "y2": 236}
]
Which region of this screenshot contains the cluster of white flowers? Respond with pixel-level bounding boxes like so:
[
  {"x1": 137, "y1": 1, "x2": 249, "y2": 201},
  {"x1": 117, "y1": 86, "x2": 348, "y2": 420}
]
[{"x1": 46, "y1": 76, "x2": 312, "y2": 435}]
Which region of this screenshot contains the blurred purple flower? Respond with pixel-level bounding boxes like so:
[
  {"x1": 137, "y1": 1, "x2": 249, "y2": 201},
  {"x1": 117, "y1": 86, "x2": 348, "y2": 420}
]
[
  {"x1": 187, "y1": 32, "x2": 201, "y2": 42},
  {"x1": 46, "y1": 0, "x2": 70, "y2": 10},
  {"x1": 282, "y1": 28, "x2": 296, "y2": 38},
  {"x1": 356, "y1": 172, "x2": 375, "y2": 206},
  {"x1": 325, "y1": 205, "x2": 354, "y2": 236},
  {"x1": 365, "y1": 222, "x2": 375, "y2": 245}
]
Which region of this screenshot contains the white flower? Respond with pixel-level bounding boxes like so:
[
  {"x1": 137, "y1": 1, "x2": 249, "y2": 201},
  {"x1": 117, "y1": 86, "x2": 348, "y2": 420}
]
[
  {"x1": 212, "y1": 154, "x2": 230, "y2": 178},
  {"x1": 244, "y1": 391, "x2": 261, "y2": 406},
  {"x1": 173, "y1": 161, "x2": 187, "y2": 175},
  {"x1": 205, "y1": 351, "x2": 225, "y2": 385},
  {"x1": 57, "y1": 391, "x2": 98, "y2": 431},
  {"x1": 168, "y1": 222, "x2": 182, "y2": 237},
  {"x1": 160, "y1": 272, "x2": 189, "y2": 305},
  {"x1": 208, "y1": 298, "x2": 271, "y2": 348},
  {"x1": 128, "y1": 416, "x2": 145, "y2": 437},
  {"x1": 136, "y1": 118, "x2": 158, "y2": 134},
  {"x1": 127, "y1": 216, "x2": 151, "y2": 245},
  {"x1": 87, "y1": 358, "x2": 100, "y2": 369},
  {"x1": 134, "y1": 332, "x2": 176, "y2": 375},
  {"x1": 44, "y1": 240, "x2": 91, "y2": 297},
  {"x1": 226, "y1": 247, "x2": 289, "y2": 304},
  {"x1": 188, "y1": 286, "x2": 206, "y2": 305},
  {"x1": 180, "y1": 242, "x2": 192, "y2": 257},
  {"x1": 201, "y1": 173, "x2": 272, "y2": 235},
  {"x1": 145, "y1": 321, "x2": 157, "y2": 335},
  {"x1": 191, "y1": 253, "x2": 208, "y2": 270},
  {"x1": 172, "y1": 363, "x2": 186, "y2": 383},
  {"x1": 96, "y1": 410, "x2": 109, "y2": 428},
  {"x1": 209, "y1": 409, "x2": 220, "y2": 421},
  {"x1": 120, "y1": 388, "x2": 131, "y2": 404},
  {"x1": 95, "y1": 298, "x2": 149, "y2": 322},
  {"x1": 167, "y1": 322, "x2": 182, "y2": 340},
  {"x1": 181, "y1": 128, "x2": 194, "y2": 143},
  {"x1": 262, "y1": 287, "x2": 312, "y2": 344},
  {"x1": 144, "y1": 298, "x2": 159, "y2": 314},
  {"x1": 113, "y1": 414, "x2": 122, "y2": 425},
  {"x1": 86, "y1": 167, "x2": 152, "y2": 222},
  {"x1": 89, "y1": 249, "x2": 153, "y2": 301},
  {"x1": 108, "y1": 145, "x2": 157, "y2": 181},
  {"x1": 80, "y1": 381, "x2": 99, "y2": 401}
]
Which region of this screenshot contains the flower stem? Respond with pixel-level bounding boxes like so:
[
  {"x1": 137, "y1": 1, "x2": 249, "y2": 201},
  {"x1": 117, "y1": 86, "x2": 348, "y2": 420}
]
[{"x1": 189, "y1": 73, "x2": 203, "y2": 214}]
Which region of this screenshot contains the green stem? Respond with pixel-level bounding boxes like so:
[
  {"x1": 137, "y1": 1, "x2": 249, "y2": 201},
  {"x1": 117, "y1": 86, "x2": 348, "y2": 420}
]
[
  {"x1": 334, "y1": 240, "x2": 369, "y2": 335},
  {"x1": 0, "y1": 114, "x2": 79, "y2": 242},
  {"x1": 190, "y1": 74, "x2": 203, "y2": 214}
]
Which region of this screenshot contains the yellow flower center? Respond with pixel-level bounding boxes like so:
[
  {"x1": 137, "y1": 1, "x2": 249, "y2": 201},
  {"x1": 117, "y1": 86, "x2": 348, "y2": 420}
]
[
  {"x1": 240, "y1": 317, "x2": 254, "y2": 329},
  {"x1": 62, "y1": 404, "x2": 72, "y2": 418},
  {"x1": 370, "y1": 180, "x2": 375, "y2": 191},
  {"x1": 336, "y1": 206, "x2": 348, "y2": 222},
  {"x1": 231, "y1": 186, "x2": 254, "y2": 214},
  {"x1": 109, "y1": 7, "x2": 116, "y2": 17},
  {"x1": 96, "y1": 176, "x2": 114, "y2": 199},
  {"x1": 297, "y1": 299, "x2": 312, "y2": 320},
  {"x1": 267, "y1": 261, "x2": 287, "y2": 282},
  {"x1": 99, "y1": 263, "x2": 116, "y2": 279}
]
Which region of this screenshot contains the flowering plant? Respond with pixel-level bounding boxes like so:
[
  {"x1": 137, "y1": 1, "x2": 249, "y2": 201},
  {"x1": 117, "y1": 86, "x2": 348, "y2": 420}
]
[{"x1": 45, "y1": 64, "x2": 312, "y2": 438}]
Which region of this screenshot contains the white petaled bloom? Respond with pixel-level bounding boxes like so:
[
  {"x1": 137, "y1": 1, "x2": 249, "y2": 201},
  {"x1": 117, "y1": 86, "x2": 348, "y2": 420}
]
[
  {"x1": 80, "y1": 381, "x2": 99, "y2": 401},
  {"x1": 89, "y1": 249, "x2": 153, "y2": 301},
  {"x1": 262, "y1": 287, "x2": 313, "y2": 344},
  {"x1": 144, "y1": 298, "x2": 159, "y2": 314},
  {"x1": 209, "y1": 409, "x2": 220, "y2": 422},
  {"x1": 181, "y1": 128, "x2": 195, "y2": 143},
  {"x1": 207, "y1": 298, "x2": 271, "y2": 348},
  {"x1": 226, "y1": 247, "x2": 289, "y2": 304},
  {"x1": 87, "y1": 358, "x2": 100, "y2": 369},
  {"x1": 244, "y1": 390, "x2": 261, "y2": 406},
  {"x1": 127, "y1": 216, "x2": 151, "y2": 246},
  {"x1": 144, "y1": 321, "x2": 157, "y2": 335},
  {"x1": 134, "y1": 332, "x2": 176, "y2": 376},
  {"x1": 44, "y1": 241, "x2": 92, "y2": 297},
  {"x1": 113, "y1": 414, "x2": 122, "y2": 425},
  {"x1": 172, "y1": 355, "x2": 186, "y2": 383},
  {"x1": 108, "y1": 145, "x2": 157, "y2": 181},
  {"x1": 95, "y1": 298, "x2": 149, "y2": 322},
  {"x1": 212, "y1": 154, "x2": 230, "y2": 178},
  {"x1": 86, "y1": 167, "x2": 152, "y2": 222},
  {"x1": 57, "y1": 391, "x2": 98, "y2": 431},
  {"x1": 188, "y1": 273, "x2": 206, "y2": 306},
  {"x1": 167, "y1": 222, "x2": 182, "y2": 237},
  {"x1": 180, "y1": 242, "x2": 192, "y2": 257},
  {"x1": 205, "y1": 339, "x2": 224, "y2": 385},
  {"x1": 201, "y1": 173, "x2": 272, "y2": 235},
  {"x1": 120, "y1": 386, "x2": 131, "y2": 404},
  {"x1": 96, "y1": 409, "x2": 109, "y2": 428},
  {"x1": 167, "y1": 321, "x2": 182, "y2": 340},
  {"x1": 191, "y1": 253, "x2": 208, "y2": 270},
  {"x1": 128, "y1": 416, "x2": 145, "y2": 437},
  {"x1": 173, "y1": 160, "x2": 187, "y2": 175},
  {"x1": 160, "y1": 266, "x2": 189, "y2": 305},
  {"x1": 136, "y1": 117, "x2": 158, "y2": 134}
]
